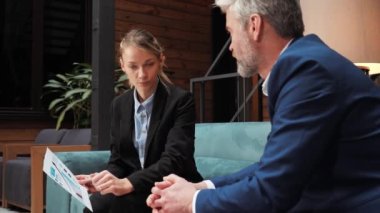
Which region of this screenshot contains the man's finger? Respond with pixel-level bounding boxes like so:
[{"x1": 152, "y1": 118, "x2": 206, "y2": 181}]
[
  {"x1": 152, "y1": 197, "x2": 164, "y2": 207},
  {"x1": 155, "y1": 180, "x2": 172, "y2": 189},
  {"x1": 163, "y1": 174, "x2": 180, "y2": 183},
  {"x1": 151, "y1": 186, "x2": 163, "y2": 196},
  {"x1": 146, "y1": 194, "x2": 153, "y2": 206},
  {"x1": 147, "y1": 194, "x2": 160, "y2": 207}
]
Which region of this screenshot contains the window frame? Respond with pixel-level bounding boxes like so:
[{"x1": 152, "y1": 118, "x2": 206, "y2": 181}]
[{"x1": 0, "y1": 0, "x2": 92, "y2": 120}]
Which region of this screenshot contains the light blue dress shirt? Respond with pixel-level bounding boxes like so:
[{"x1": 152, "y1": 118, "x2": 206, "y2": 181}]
[{"x1": 133, "y1": 89, "x2": 155, "y2": 168}]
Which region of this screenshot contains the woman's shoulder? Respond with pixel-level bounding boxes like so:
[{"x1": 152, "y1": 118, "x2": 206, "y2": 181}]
[
  {"x1": 112, "y1": 88, "x2": 134, "y2": 104},
  {"x1": 162, "y1": 83, "x2": 192, "y2": 99}
]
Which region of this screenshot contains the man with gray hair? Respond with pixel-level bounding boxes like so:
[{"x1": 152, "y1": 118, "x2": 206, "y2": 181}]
[{"x1": 147, "y1": 0, "x2": 380, "y2": 212}]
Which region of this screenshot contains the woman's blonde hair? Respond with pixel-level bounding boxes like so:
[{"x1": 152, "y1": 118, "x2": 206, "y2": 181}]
[{"x1": 119, "y1": 29, "x2": 172, "y2": 86}]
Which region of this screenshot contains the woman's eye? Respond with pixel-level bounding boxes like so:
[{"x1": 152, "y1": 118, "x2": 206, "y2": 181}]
[
  {"x1": 144, "y1": 62, "x2": 154, "y2": 68},
  {"x1": 128, "y1": 65, "x2": 138, "y2": 70}
]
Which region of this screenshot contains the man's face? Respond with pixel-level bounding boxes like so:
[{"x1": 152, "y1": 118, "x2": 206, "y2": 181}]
[{"x1": 226, "y1": 10, "x2": 259, "y2": 78}]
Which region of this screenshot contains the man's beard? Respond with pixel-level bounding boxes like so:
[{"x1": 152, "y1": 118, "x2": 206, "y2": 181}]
[
  {"x1": 237, "y1": 61, "x2": 257, "y2": 78},
  {"x1": 236, "y1": 52, "x2": 259, "y2": 78},
  {"x1": 236, "y1": 36, "x2": 259, "y2": 78}
]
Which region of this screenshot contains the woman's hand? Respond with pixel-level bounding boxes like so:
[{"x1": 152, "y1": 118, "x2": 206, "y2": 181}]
[
  {"x1": 76, "y1": 174, "x2": 97, "y2": 193},
  {"x1": 91, "y1": 170, "x2": 134, "y2": 196}
]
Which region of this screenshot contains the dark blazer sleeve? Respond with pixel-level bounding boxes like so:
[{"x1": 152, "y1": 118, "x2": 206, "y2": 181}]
[
  {"x1": 196, "y1": 56, "x2": 341, "y2": 212},
  {"x1": 106, "y1": 90, "x2": 134, "y2": 178}
]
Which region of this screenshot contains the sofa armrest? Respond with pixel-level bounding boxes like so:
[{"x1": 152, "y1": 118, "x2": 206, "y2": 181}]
[
  {"x1": 46, "y1": 150, "x2": 110, "y2": 213},
  {"x1": 0, "y1": 140, "x2": 34, "y2": 153},
  {"x1": 2, "y1": 143, "x2": 36, "y2": 160}
]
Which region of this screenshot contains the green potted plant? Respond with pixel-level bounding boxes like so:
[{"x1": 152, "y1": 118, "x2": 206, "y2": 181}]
[{"x1": 42, "y1": 62, "x2": 128, "y2": 129}]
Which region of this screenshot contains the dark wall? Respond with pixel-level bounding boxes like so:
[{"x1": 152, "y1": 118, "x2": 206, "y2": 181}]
[{"x1": 211, "y1": 8, "x2": 237, "y2": 122}]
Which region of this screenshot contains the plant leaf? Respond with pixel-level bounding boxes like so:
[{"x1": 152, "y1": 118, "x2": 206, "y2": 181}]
[
  {"x1": 82, "y1": 90, "x2": 91, "y2": 100},
  {"x1": 48, "y1": 98, "x2": 65, "y2": 111},
  {"x1": 72, "y1": 74, "x2": 92, "y2": 80},
  {"x1": 64, "y1": 89, "x2": 90, "y2": 98},
  {"x1": 43, "y1": 83, "x2": 66, "y2": 89},
  {"x1": 56, "y1": 74, "x2": 69, "y2": 82}
]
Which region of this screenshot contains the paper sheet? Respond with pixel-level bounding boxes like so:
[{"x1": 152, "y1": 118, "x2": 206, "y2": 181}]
[{"x1": 43, "y1": 148, "x2": 93, "y2": 211}]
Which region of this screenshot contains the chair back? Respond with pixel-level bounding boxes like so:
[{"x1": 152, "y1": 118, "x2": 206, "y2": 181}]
[
  {"x1": 34, "y1": 129, "x2": 67, "y2": 145},
  {"x1": 59, "y1": 128, "x2": 91, "y2": 145}
]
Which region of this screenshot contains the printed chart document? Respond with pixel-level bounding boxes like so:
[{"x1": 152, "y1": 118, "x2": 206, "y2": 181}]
[{"x1": 43, "y1": 148, "x2": 93, "y2": 211}]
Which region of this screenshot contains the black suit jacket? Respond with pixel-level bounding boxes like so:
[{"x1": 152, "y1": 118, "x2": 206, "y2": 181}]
[{"x1": 107, "y1": 82, "x2": 202, "y2": 193}]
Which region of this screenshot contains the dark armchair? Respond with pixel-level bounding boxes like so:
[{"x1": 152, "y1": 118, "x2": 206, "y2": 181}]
[
  {"x1": 0, "y1": 128, "x2": 67, "y2": 206},
  {"x1": 2, "y1": 128, "x2": 92, "y2": 213}
]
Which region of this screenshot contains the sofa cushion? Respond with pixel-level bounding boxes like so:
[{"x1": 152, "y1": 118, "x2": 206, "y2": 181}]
[
  {"x1": 195, "y1": 157, "x2": 253, "y2": 179},
  {"x1": 4, "y1": 158, "x2": 32, "y2": 206},
  {"x1": 194, "y1": 122, "x2": 271, "y2": 178},
  {"x1": 195, "y1": 122, "x2": 270, "y2": 161},
  {"x1": 35, "y1": 129, "x2": 67, "y2": 145},
  {"x1": 59, "y1": 129, "x2": 91, "y2": 146}
]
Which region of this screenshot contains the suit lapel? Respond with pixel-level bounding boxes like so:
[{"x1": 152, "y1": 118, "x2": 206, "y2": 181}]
[{"x1": 144, "y1": 82, "x2": 167, "y2": 159}]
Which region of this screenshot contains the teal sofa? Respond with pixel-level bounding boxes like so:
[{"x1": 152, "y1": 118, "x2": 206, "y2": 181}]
[{"x1": 46, "y1": 122, "x2": 271, "y2": 213}]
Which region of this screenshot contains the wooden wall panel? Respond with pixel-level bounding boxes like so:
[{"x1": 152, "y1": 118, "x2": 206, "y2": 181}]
[
  {"x1": 0, "y1": 129, "x2": 39, "y2": 142},
  {"x1": 119, "y1": 0, "x2": 212, "y2": 16},
  {"x1": 115, "y1": 0, "x2": 214, "y2": 121},
  {"x1": 301, "y1": 0, "x2": 380, "y2": 63},
  {"x1": 0, "y1": 120, "x2": 56, "y2": 142}
]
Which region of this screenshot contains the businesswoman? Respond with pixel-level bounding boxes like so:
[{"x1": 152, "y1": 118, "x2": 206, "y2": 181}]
[{"x1": 77, "y1": 29, "x2": 202, "y2": 213}]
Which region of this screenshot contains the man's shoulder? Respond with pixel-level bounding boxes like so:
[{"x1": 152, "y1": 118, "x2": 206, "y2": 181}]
[
  {"x1": 283, "y1": 34, "x2": 334, "y2": 59},
  {"x1": 275, "y1": 34, "x2": 340, "y2": 73}
]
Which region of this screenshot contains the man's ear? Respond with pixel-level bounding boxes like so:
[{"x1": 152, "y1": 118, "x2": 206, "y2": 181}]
[{"x1": 248, "y1": 14, "x2": 263, "y2": 41}]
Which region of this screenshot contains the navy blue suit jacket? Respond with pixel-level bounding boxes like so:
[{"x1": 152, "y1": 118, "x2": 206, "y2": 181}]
[{"x1": 196, "y1": 35, "x2": 380, "y2": 212}]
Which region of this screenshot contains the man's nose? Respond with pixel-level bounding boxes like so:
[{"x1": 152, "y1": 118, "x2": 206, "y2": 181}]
[{"x1": 229, "y1": 43, "x2": 233, "y2": 52}]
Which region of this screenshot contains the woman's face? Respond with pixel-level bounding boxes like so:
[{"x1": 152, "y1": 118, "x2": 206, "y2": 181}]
[{"x1": 120, "y1": 46, "x2": 163, "y2": 100}]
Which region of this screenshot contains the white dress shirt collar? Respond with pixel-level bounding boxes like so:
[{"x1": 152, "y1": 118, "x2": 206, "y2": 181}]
[{"x1": 262, "y1": 38, "x2": 294, "y2": 96}]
